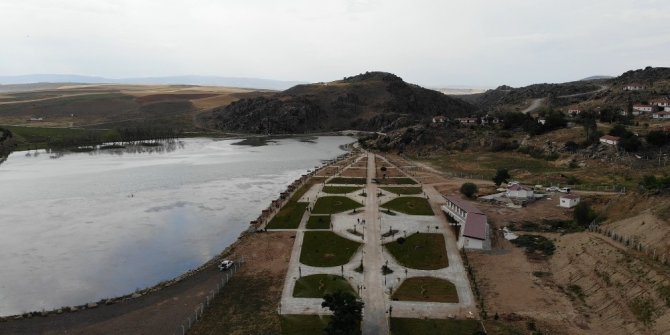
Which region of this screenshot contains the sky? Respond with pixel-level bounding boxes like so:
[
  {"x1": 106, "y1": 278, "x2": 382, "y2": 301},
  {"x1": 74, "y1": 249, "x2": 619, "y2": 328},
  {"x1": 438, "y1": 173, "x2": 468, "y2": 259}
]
[{"x1": 0, "y1": 0, "x2": 669, "y2": 87}]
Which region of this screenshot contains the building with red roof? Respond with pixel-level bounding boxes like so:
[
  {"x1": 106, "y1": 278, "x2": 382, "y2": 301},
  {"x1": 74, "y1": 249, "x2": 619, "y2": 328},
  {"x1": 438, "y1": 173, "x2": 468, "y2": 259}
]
[{"x1": 441, "y1": 196, "x2": 490, "y2": 250}]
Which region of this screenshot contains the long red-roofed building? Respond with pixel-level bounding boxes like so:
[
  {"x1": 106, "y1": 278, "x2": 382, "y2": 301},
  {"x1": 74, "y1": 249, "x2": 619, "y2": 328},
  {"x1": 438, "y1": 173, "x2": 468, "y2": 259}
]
[{"x1": 441, "y1": 195, "x2": 490, "y2": 250}]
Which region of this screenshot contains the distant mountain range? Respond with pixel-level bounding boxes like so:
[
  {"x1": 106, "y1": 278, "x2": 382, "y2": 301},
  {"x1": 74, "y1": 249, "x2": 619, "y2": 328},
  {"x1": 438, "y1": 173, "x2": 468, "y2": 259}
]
[{"x1": 0, "y1": 74, "x2": 306, "y2": 91}]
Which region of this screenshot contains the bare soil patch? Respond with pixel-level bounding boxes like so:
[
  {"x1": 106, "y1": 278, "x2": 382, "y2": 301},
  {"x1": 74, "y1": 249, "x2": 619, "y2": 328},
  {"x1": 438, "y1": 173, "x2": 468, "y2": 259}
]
[{"x1": 340, "y1": 167, "x2": 367, "y2": 178}]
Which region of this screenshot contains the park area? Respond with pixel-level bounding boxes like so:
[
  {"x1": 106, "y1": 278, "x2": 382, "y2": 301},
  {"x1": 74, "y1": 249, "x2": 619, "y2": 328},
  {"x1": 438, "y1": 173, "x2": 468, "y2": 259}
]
[
  {"x1": 292, "y1": 274, "x2": 357, "y2": 298},
  {"x1": 312, "y1": 196, "x2": 363, "y2": 214},
  {"x1": 381, "y1": 197, "x2": 434, "y2": 215},
  {"x1": 299, "y1": 231, "x2": 361, "y2": 267},
  {"x1": 392, "y1": 276, "x2": 458, "y2": 303},
  {"x1": 385, "y1": 233, "x2": 449, "y2": 270}
]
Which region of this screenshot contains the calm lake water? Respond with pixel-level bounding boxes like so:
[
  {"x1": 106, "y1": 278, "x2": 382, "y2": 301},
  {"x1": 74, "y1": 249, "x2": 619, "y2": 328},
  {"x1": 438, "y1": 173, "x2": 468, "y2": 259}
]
[{"x1": 0, "y1": 136, "x2": 352, "y2": 316}]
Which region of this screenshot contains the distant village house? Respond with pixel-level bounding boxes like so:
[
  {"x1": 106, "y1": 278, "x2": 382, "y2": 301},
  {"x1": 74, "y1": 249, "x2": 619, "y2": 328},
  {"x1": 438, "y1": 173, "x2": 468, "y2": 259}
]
[
  {"x1": 432, "y1": 115, "x2": 448, "y2": 124},
  {"x1": 651, "y1": 98, "x2": 670, "y2": 108},
  {"x1": 623, "y1": 83, "x2": 645, "y2": 91},
  {"x1": 632, "y1": 104, "x2": 653, "y2": 114},
  {"x1": 506, "y1": 183, "x2": 534, "y2": 199},
  {"x1": 652, "y1": 111, "x2": 670, "y2": 119},
  {"x1": 456, "y1": 117, "x2": 478, "y2": 125}
]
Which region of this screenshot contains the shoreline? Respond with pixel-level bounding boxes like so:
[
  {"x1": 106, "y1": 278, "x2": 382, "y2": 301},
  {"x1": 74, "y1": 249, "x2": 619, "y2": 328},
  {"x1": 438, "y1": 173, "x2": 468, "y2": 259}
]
[{"x1": 0, "y1": 140, "x2": 355, "y2": 323}]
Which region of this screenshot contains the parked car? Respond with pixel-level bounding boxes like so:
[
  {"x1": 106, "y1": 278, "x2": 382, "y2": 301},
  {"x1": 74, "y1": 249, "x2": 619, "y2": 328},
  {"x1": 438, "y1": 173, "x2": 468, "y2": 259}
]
[
  {"x1": 558, "y1": 187, "x2": 571, "y2": 193},
  {"x1": 545, "y1": 186, "x2": 560, "y2": 192},
  {"x1": 218, "y1": 260, "x2": 234, "y2": 271}
]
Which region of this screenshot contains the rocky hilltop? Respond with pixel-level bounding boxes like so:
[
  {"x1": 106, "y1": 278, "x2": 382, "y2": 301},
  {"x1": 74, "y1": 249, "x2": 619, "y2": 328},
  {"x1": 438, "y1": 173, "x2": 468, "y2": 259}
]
[{"x1": 204, "y1": 72, "x2": 476, "y2": 134}]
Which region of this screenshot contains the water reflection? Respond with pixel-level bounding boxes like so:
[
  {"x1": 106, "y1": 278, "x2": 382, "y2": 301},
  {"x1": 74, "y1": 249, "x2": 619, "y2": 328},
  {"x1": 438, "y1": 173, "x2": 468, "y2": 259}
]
[{"x1": 0, "y1": 136, "x2": 353, "y2": 316}]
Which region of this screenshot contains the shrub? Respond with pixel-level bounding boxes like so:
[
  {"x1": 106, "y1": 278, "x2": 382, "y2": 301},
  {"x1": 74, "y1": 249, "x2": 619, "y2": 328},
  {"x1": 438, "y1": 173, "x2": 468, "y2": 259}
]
[{"x1": 460, "y1": 182, "x2": 478, "y2": 198}]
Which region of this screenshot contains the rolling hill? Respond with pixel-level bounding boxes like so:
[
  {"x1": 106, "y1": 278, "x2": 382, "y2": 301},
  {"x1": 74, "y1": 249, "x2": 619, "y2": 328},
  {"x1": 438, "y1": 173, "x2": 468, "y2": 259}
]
[{"x1": 204, "y1": 71, "x2": 476, "y2": 134}]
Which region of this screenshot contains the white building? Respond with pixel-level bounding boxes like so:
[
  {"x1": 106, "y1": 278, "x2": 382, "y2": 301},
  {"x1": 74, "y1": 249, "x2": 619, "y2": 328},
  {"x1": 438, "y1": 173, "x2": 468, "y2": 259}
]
[
  {"x1": 599, "y1": 135, "x2": 620, "y2": 145},
  {"x1": 456, "y1": 117, "x2": 478, "y2": 125},
  {"x1": 652, "y1": 111, "x2": 670, "y2": 119},
  {"x1": 506, "y1": 183, "x2": 534, "y2": 199},
  {"x1": 560, "y1": 194, "x2": 581, "y2": 208},
  {"x1": 432, "y1": 115, "x2": 447, "y2": 124},
  {"x1": 651, "y1": 99, "x2": 670, "y2": 108},
  {"x1": 633, "y1": 104, "x2": 653, "y2": 113},
  {"x1": 441, "y1": 196, "x2": 490, "y2": 250}
]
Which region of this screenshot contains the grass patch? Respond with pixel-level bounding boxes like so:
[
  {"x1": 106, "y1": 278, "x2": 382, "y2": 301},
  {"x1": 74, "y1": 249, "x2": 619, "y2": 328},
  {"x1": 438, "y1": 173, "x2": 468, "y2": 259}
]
[
  {"x1": 322, "y1": 186, "x2": 363, "y2": 194},
  {"x1": 306, "y1": 215, "x2": 331, "y2": 229},
  {"x1": 566, "y1": 284, "x2": 586, "y2": 302},
  {"x1": 390, "y1": 318, "x2": 483, "y2": 335},
  {"x1": 629, "y1": 295, "x2": 660, "y2": 326},
  {"x1": 267, "y1": 202, "x2": 308, "y2": 229},
  {"x1": 393, "y1": 276, "x2": 458, "y2": 303},
  {"x1": 292, "y1": 274, "x2": 357, "y2": 298},
  {"x1": 312, "y1": 196, "x2": 363, "y2": 214},
  {"x1": 267, "y1": 178, "x2": 324, "y2": 229},
  {"x1": 300, "y1": 231, "x2": 361, "y2": 267},
  {"x1": 327, "y1": 177, "x2": 366, "y2": 185},
  {"x1": 380, "y1": 187, "x2": 423, "y2": 195},
  {"x1": 381, "y1": 197, "x2": 434, "y2": 215},
  {"x1": 377, "y1": 177, "x2": 418, "y2": 185},
  {"x1": 3, "y1": 125, "x2": 105, "y2": 150},
  {"x1": 385, "y1": 233, "x2": 449, "y2": 270},
  {"x1": 281, "y1": 314, "x2": 330, "y2": 335}
]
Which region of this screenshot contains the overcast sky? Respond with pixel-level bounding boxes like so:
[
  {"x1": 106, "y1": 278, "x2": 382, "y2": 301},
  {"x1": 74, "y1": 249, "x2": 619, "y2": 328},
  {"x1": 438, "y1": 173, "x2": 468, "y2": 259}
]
[{"x1": 0, "y1": 0, "x2": 668, "y2": 87}]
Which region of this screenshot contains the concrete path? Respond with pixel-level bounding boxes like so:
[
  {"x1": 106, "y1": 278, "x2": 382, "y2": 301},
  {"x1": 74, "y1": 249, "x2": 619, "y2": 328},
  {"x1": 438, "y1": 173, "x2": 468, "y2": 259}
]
[{"x1": 361, "y1": 152, "x2": 389, "y2": 335}]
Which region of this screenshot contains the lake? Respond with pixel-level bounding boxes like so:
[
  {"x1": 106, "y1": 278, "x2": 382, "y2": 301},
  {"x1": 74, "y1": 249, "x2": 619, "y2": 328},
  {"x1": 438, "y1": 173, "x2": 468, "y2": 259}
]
[{"x1": 0, "y1": 136, "x2": 352, "y2": 316}]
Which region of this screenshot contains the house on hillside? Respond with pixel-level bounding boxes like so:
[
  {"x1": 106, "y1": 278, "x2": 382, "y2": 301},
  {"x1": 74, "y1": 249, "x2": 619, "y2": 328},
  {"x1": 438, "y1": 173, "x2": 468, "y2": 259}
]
[
  {"x1": 623, "y1": 83, "x2": 645, "y2": 91},
  {"x1": 633, "y1": 104, "x2": 653, "y2": 114},
  {"x1": 481, "y1": 115, "x2": 500, "y2": 125},
  {"x1": 456, "y1": 117, "x2": 478, "y2": 125},
  {"x1": 652, "y1": 111, "x2": 670, "y2": 119},
  {"x1": 441, "y1": 196, "x2": 490, "y2": 250},
  {"x1": 651, "y1": 98, "x2": 670, "y2": 108},
  {"x1": 559, "y1": 194, "x2": 580, "y2": 208},
  {"x1": 432, "y1": 115, "x2": 448, "y2": 124},
  {"x1": 568, "y1": 108, "x2": 582, "y2": 116},
  {"x1": 619, "y1": 110, "x2": 629, "y2": 116},
  {"x1": 599, "y1": 135, "x2": 620, "y2": 145},
  {"x1": 506, "y1": 183, "x2": 534, "y2": 199},
  {"x1": 538, "y1": 118, "x2": 546, "y2": 125}
]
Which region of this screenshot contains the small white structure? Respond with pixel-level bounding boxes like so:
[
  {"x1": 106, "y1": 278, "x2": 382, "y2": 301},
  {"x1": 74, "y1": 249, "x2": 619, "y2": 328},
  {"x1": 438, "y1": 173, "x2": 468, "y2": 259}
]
[
  {"x1": 653, "y1": 111, "x2": 670, "y2": 119},
  {"x1": 456, "y1": 117, "x2": 478, "y2": 124},
  {"x1": 441, "y1": 196, "x2": 490, "y2": 250},
  {"x1": 432, "y1": 115, "x2": 447, "y2": 124},
  {"x1": 633, "y1": 104, "x2": 653, "y2": 113},
  {"x1": 506, "y1": 183, "x2": 534, "y2": 199},
  {"x1": 599, "y1": 135, "x2": 620, "y2": 145},
  {"x1": 568, "y1": 109, "x2": 581, "y2": 116},
  {"x1": 560, "y1": 194, "x2": 580, "y2": 208},
  {"x1": 538, "y1": 118, "x2": 546, "y2": 125}
]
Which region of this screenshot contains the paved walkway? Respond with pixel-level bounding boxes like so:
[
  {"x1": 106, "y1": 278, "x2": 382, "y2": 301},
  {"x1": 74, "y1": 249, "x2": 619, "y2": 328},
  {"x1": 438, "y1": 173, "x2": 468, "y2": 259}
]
[{"x1": 361, "y1": 152, "x2": 389, "y2": 335}]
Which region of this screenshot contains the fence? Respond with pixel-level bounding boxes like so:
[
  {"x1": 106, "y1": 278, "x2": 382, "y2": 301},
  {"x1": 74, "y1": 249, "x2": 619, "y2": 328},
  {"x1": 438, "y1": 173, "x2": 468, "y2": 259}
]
[
  {"x1": 174, "y1": 259, "x2": 245, "y2": 335},
  {"x1": 589, "y1": 225, "x2": 669, "y2": 266}
]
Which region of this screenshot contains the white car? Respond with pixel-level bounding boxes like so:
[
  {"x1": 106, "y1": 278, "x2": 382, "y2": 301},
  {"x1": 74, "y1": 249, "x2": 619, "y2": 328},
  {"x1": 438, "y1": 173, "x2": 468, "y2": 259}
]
[
  {"x1": 558, "y1": 187, "x2": 571, "y2": 193},
  {"x1": 545, "y1": 186, "x2": 559, "y2": 192},
  {"x1": 218, "y1": 260, "x2": 234, "y2": 271}
]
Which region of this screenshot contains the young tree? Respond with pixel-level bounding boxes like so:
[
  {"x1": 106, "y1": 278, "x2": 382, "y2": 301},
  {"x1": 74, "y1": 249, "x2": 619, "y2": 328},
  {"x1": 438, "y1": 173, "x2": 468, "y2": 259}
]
[
  {"x1": 492, "y1": 168, "x2": 511, "y2": 186},
  {"x1": 322, "y1": 291, "x2": 364, "y2": 335},
  {"x1": 460, "y1": 182, "x2": 478, "y2": 198}
]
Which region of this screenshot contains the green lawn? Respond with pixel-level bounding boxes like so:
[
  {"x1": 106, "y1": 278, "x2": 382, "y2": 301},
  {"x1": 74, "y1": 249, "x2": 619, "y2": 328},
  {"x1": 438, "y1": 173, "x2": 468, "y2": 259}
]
[
  {"x1": 312, "y1": 196, "x2": 363, "y2": 214},
  {"x1": 266, "y1": 202, "x2": 308, "y2": 229},
  {"x1": 377, "y1": 177, "x2": 418, "y2": 185},
  {"x1": 381, "y1": 197, "x2": 434, "y2": 215},
  {"x1": 327, "y1": 177, "x2": 367, "y2": 185},
  {"x1": 390, "y1": 318, "x2": 483, "y2": 335},
  {"x1": 281, "y1": 315, "x2": 330, "y2": 335},
  {"x1": 306, "y1": 215, "x2": 331, "y2": 229},
  {"x1": 300, "y1": 231, "x2": 361, "y2": 267},
  {"x1": 385, "y1": 233, "x2": 449, "y2": 270},
  {"x1": 393, "y1": 276, "x2": 458, "y2": 303},
  {"x1": 3, "y1": 125, "x2": 106, "y2": 150},
  {"x1": 322, "y1": 186, "x2": 363, "y2": 194},
  {"x1": 293, "y1": 274, "x2": 357, "y2": 298},
  {"x1": 267, "y1": 178, "x2": 324, "y2": 229},
  {"x1": 380, "y1": 187, "x2": 423, "y2": 195}
]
